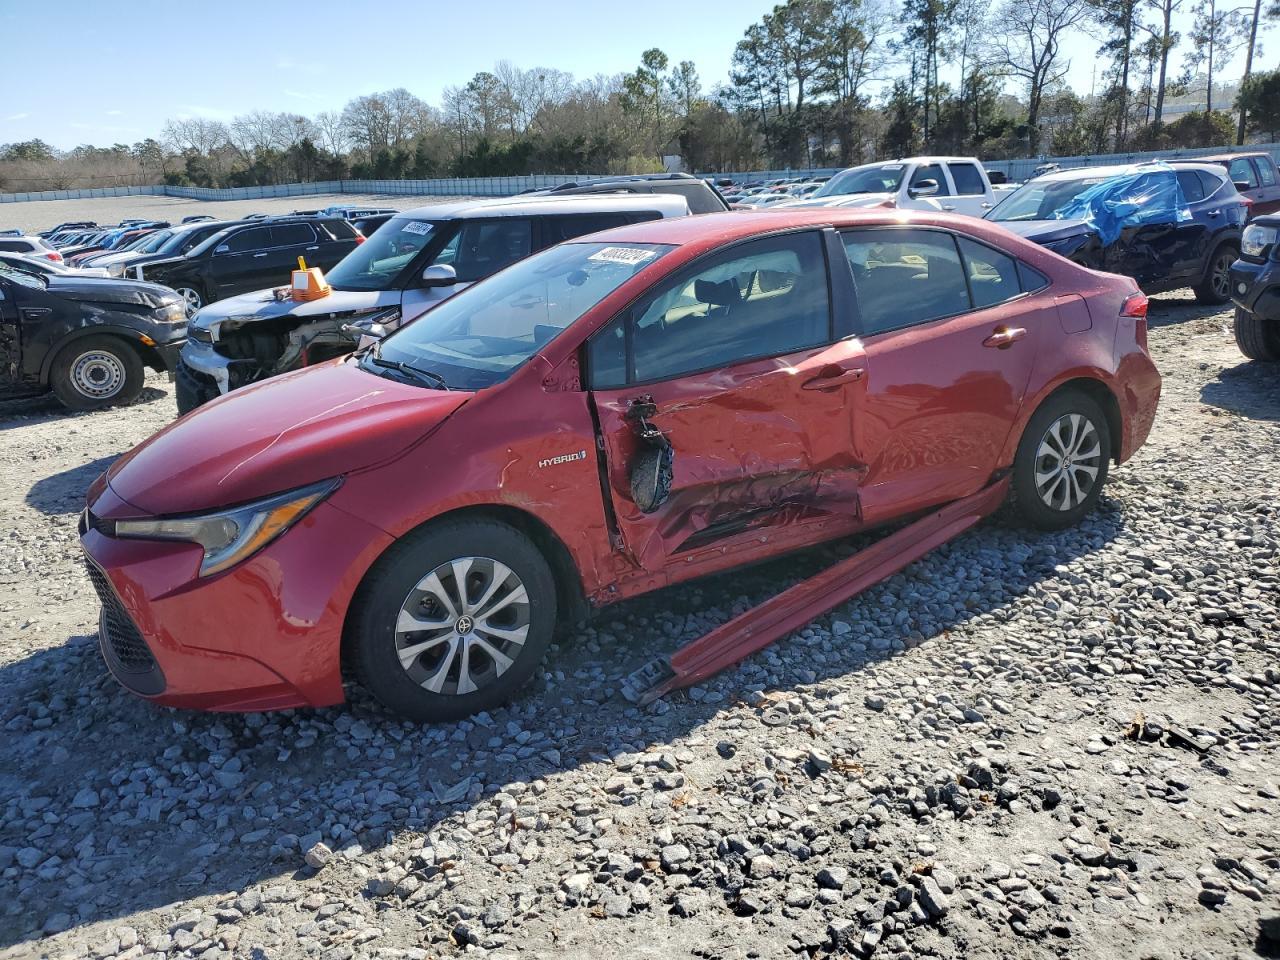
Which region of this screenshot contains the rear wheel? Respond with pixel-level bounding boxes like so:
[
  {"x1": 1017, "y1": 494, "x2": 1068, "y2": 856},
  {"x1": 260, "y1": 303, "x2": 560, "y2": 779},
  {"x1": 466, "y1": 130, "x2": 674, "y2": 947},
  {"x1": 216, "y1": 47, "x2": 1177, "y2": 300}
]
[
  {"x1": 1007, "y1": 390, "x2": 1112, "y2": 530},
  {"x1": 349, "y1": 519, "x2": 558, "y2": 722},
  {"x1": 1233, "y1": 306, "x2": 1280, "y2": 361},
  {"x1": 49, "y1": 336, "x2": 144, "y2": 411},
  {"x1": 1192, "y1": 243, "x2": 1237, "y2": 305}
]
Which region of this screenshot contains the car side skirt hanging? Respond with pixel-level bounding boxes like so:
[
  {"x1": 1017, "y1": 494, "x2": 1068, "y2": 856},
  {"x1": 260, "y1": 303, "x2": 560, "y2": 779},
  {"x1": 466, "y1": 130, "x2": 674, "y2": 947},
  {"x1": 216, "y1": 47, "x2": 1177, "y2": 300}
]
[{"x1": 622, "y1": 475, "x2": 1011, "y2": 705}]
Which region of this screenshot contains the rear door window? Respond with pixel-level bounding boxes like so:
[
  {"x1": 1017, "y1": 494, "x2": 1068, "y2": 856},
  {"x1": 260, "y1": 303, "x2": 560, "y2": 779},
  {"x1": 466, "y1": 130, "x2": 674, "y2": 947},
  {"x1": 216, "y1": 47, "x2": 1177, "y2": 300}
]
[
  {"x1": 1196, "y1": 170, "x2": 1226, "y2": 197},
  {"x1": 269, "y1": 223, "x2": 317, "y2": 247},
  {"x1": 841, "y1": 228, "x2": 970, "y2": 333},
  {"x1": 1255, "y1": 158, "x2": 1276, "y2": 187},
  {"x1": 540, "y1": 213, "x2": 657, "y2": 247},
  {"x1": 1229, "y1": 157, "x2": 1260, "y2": 189},
  {"x1": 948, "y1": 163, "x2": 987, "y2": 196},
  {"x1": 1176, "y1": 170, "x2": 1206, "y2": 203},
  {"x1": 955, "y1": 236, "x2": 1022, "y2": 308}
]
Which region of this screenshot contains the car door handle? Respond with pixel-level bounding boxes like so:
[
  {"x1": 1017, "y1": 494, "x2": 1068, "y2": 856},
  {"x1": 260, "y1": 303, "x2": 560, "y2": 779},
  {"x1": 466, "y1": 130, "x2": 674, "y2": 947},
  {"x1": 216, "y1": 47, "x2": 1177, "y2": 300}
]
[
  {"x1": 20, "y1": 307, "x2": 52, "y2": 319},
  {"x1": 802, "y1": 365, "x2": 865, "y2": 390},
  {"x1": 982, "y1": 326, "x2": 1027, "y2": 349},
  {"x1": 942, "y1": 204, "x2": 956, "y2": 211},
  {"x1": 981, "y1": 201, "x2": 993, "y2": 209},
  {"x1": 1207, "y1": 209, "x2": 1220, "y2": 217},
  {"x1": 306, "y1": 245, "x2": 319, "y2": 251},
  {"x1": 253, "y1": 252, "x2": 269, "y2": 258}
]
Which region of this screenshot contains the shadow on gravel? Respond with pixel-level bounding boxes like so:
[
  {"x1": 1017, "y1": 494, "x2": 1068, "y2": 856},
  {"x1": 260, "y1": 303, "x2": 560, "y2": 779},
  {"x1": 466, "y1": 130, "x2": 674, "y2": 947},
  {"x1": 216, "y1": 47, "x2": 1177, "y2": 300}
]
[
  {"x1": 0, "y1": 499, "x2": 1126, "y2": 947},
  {"x1": 0, "y1": 387, "x2": 167, "y2": 432},
  {"x1": 1143, "y1": 294, "x2": 1226, "y2": 329},
  {"x1": 1200, "y1": 359, "x2": 1280, "y2": 421},
  {"x1": 24, "y1": 455, "x2": 118, "y2": 516}
]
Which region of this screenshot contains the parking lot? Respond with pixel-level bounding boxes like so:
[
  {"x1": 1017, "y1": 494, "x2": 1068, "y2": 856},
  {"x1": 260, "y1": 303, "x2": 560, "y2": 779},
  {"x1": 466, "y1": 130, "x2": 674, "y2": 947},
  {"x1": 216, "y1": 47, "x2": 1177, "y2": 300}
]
[
  {"x1": 1, "y1": 267, "x2": 1277, "y2": 960},
  {"x1": 0, "y1": 193, "x2": 460, "y2": 236}
]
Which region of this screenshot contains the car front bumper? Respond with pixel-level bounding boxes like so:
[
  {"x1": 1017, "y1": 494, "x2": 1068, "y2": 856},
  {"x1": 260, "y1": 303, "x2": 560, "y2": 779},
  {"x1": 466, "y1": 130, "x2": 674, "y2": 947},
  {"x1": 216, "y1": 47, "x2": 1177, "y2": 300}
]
[
  {"x1": 79, "y1": 490, "x2": 393, "y2": 712},
  {"x1": 1229, "y1": 259, "x2": 1280, "y2": 319},
  {"x1": 178, "y1": 338, "x2": 235, "y2": 394}
]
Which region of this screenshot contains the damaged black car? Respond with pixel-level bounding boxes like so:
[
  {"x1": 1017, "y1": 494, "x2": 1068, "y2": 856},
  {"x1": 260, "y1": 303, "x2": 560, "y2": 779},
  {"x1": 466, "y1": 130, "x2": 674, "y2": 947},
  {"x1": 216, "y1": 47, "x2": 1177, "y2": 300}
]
[{"x1": 0, "y1": 261, "x2": 187, "y2": 410}]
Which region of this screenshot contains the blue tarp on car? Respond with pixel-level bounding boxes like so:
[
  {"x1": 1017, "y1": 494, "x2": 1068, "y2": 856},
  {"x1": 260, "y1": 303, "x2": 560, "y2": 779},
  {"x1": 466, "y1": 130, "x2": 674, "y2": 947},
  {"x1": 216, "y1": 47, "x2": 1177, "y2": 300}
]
[{"x1": 1054, "y1": 165, "x2": 1191, "y2": 246}]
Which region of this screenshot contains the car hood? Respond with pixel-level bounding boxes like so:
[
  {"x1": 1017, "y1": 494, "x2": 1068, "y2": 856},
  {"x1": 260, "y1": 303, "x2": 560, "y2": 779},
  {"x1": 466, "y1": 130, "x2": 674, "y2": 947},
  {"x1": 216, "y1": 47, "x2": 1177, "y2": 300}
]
[
  {"x1": 191, "y1": 287, "x2": 398, "y2": 335},
  {"x1": 990, "y1": 219, "x2": 1093, "y2": 244},
  {"x1": 104, "y1": 360, "x2": 469, "y2": 516},
  {"x1": 46, "y1": 276, "x2": 178, "y2": 308}
]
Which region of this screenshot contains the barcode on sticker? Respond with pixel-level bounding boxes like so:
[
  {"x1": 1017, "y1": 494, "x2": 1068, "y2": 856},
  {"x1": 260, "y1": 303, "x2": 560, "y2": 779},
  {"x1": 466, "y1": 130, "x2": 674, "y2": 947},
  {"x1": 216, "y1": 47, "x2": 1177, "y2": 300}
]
[
  {"x1": 401, "y1": 221, "x2": 432, "y2": 236},
  {"x1": 587, "y1": 247, "x2": 655, "y2": 265}
]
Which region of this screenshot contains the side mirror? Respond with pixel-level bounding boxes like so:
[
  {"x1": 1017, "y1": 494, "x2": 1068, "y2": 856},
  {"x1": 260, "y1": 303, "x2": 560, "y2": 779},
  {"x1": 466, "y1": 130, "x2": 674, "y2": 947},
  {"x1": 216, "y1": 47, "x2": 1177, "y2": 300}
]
[
  {"x1": 1233, "y1": 180, "x2": 1252, "y2": 193},
  {"x1": 421, "y1": 263, "x2": 458, "y2": 287},
  {"x1": 909, "y1": 179, "x2": 939, "y2": 197},
  {"x1": 214, "y1": 244, "x2": 230, "y2": 255}
]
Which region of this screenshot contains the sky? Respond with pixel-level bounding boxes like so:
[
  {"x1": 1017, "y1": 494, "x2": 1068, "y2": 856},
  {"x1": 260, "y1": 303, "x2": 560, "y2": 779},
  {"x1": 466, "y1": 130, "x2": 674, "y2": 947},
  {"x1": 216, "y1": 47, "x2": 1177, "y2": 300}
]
[{"x1": 0, "y1": 0, "x2": 1258, "y2": 151}]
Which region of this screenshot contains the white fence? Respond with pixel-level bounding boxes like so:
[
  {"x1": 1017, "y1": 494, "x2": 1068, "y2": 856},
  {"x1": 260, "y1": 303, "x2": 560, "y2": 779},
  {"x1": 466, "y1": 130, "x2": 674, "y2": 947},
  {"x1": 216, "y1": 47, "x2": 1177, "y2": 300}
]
[{"x1": 3, "y1": 142, "x2": 1278, "y2": 205}]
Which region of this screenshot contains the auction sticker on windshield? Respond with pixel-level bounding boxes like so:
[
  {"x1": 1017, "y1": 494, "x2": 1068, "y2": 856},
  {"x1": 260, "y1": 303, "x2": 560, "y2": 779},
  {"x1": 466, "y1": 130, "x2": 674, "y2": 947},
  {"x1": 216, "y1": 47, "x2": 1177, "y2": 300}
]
[
  {"x1": 587, "y1": 246, "x2": 657, "y2": 265},
  {"x1": 401, "y1": 221, "x2": 433, "y2": 236}
]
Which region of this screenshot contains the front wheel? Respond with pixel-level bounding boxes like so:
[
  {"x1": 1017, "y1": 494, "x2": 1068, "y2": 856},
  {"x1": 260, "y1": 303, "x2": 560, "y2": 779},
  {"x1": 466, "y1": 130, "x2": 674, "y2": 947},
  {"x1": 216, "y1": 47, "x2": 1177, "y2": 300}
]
[
  {"x1": 174, "y1": 285, "x2": 205, "y2": 317},
  {"x1": 1192, "y1": 243, "x2": 1237, "y2": 305},
  {"x1": 1233, "y1": 306, "x2": 1280, "y2": 361},
  {"x1": 1006, "y1": 391, "x2": 1112, "y2": 531},
  {"x1": 349, "y1": 519, "x2": 558, "y2": 722},
  {"x1": 49, "y1": 336, "x2": 144, "y2": 411}
]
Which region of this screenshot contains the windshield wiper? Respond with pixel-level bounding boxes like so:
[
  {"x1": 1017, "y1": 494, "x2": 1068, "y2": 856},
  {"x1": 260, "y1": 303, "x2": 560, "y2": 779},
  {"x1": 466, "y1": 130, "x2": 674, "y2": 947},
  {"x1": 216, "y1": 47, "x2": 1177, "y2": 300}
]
[{"x1": 365, "y1": 350, "x2": 451, "y2": 390}]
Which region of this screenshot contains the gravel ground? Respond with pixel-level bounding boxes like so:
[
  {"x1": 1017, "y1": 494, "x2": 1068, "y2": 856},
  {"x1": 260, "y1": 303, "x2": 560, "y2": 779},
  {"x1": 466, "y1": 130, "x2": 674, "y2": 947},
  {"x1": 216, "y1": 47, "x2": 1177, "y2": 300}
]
[
  {"x1": 0, "y1": 293, "x2": 1277, "y2": 960},
  {"x1": 0, "y1": 194, "x2": 466, "y2": 235}
]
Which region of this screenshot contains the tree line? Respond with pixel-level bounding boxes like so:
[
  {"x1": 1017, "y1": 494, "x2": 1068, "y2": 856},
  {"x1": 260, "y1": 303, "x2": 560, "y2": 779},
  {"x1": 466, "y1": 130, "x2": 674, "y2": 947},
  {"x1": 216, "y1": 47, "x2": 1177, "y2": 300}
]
[{"x1": 3, "y1": 0, "x2": 1279, "y2": 192}]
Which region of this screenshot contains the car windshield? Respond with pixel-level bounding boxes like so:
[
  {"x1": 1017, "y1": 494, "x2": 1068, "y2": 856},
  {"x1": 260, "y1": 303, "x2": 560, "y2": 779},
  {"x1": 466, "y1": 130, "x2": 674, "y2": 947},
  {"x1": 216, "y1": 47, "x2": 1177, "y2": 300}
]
[
  {"x1": 987, "y1": 176, "x2": 1112, "y2": 221},
  {"x1": 133, "y1": 230, "x2": 173, "y2": 253},
  {"x1": 0, "y1": 261, "x2": 48, "y2": 289},
  {"x1": 325, "y1": 218, "x2": 443, "y2": 292},
  {"x1": 811, "y1": 164, "x2": 907, "y2": 198},
  {"x1": 367, "y1": 240, "x2": 674, "y2": 391},
  {"x1": 158, "y1": 229, "x2": 203, "y2": 254}
]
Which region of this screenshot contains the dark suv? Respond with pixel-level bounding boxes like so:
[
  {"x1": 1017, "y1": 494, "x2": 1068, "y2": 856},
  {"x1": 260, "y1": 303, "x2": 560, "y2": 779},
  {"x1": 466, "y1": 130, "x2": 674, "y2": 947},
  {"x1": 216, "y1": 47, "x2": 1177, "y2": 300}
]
[
  {"x1": 139, "y1": 217, "x2": 361, "y2": 316},
  {"x1": 524, "y1": 172, "x2": 730, "y2": 214},
  {"x1": 0, "y1": 260, "x2": 187, "y2": 409},
  {"x1": 1229, "y1": 214, "x2": 1280, "y2": 361}
]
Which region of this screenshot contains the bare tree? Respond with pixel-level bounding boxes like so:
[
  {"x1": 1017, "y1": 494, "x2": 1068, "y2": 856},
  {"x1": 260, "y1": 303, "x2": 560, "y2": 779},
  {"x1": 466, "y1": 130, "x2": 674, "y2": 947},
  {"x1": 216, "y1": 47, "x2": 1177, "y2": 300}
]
[
  {"x1": 313, "y1": 111, "x2": 350, "y2": 156},
  {"x1": 993, "y1": 0, "x2": 1090, "y2": 154}
]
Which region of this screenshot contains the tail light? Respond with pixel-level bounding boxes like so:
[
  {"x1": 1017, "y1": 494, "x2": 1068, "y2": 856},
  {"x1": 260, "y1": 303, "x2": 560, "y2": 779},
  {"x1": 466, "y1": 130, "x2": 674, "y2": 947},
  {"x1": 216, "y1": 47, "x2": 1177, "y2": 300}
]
[
  {"x1": 354, "y1": 234, "x2": 365, "y2": 245},
  {"x1": 47, "y1": 252, "x2": 63, "y2": 262},
  {"x1": 1121, "y1": 292, "x2": 1149, "y2": 350},
  {"x1": 1242, "y1": 196, "x2": 1254, "y2": 215}
]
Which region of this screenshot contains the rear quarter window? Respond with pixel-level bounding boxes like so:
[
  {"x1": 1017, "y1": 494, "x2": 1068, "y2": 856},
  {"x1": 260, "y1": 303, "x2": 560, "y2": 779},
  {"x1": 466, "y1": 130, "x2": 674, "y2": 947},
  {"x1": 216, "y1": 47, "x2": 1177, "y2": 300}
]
[
  {"x1": 1257, "y1": 159, "x2": 1277, "y2": 187},
  {"x1": 319, "y1": 220, "x2": 358, "y2": 240}
]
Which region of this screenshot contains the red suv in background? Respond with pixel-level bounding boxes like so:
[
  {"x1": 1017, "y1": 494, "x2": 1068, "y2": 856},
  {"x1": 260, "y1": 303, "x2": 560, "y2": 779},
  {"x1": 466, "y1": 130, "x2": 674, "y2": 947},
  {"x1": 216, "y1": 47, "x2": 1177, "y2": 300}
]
[
  {"x1": 1172, "y1": 152, "x2": 1280, "y2": 217},
  {"x1": 80, "y1": 210, "x2": 1161, "y2": 721}
]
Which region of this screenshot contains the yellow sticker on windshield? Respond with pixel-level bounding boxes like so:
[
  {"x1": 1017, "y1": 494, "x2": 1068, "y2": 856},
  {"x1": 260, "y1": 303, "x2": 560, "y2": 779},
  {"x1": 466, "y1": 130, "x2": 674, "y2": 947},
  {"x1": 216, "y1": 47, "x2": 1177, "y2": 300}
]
[{"x1": 587, "y1": 247, "x2": 656, "y2": 265}]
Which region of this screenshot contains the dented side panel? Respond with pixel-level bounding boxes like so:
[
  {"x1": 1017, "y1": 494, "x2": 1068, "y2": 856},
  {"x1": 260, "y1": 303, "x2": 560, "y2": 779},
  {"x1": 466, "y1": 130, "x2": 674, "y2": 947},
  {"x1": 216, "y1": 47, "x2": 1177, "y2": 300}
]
[{"x1": 589, "y1": 338, "x2": 870, "y2": 571}]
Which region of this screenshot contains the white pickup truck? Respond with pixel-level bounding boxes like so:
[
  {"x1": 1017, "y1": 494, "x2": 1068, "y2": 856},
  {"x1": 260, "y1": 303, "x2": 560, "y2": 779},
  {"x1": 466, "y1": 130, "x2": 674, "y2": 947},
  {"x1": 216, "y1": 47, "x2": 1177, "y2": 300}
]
[{"x1": 780, "y1": 156, "x2": 1002, "y2": 217}]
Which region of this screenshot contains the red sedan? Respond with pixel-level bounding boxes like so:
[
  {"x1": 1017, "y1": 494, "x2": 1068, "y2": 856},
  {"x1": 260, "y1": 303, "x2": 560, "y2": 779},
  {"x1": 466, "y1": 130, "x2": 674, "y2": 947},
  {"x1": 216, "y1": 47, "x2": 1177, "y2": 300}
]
[{"x1": 80, "y1": 210, "x2": 1160, "y2": 720}]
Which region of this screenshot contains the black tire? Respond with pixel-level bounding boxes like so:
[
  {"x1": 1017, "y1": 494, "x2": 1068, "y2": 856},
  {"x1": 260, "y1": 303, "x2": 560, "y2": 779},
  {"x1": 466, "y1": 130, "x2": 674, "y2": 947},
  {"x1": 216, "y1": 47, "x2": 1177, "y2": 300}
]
[
  {"x1": 1192, "y1": 242, "x2": 1238, "y2": 305},
  {"x1": 1006, "y1": 390, "x2": 1112, "y2": 531},
  {"x1": 349, "y1": 518, "x2": 558, "y2": 722},
  {"x1": 49, "y1": 335, "x2": 144, "y2": 411},
  {"x1": 1233, "y1": 306, "x2": 1280, "y2": 361}
]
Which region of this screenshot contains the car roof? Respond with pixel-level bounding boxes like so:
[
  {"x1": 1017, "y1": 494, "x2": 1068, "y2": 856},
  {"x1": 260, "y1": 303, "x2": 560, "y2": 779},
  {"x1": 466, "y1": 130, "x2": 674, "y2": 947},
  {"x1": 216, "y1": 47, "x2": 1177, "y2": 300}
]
[
  {"x1": 1033, "y1": 161, "x2": 1225, "y2": 183},
  {"x1": 1173, "y1": 152, "x2": 1269, "y2": 163},
  {"x1": 396, "y1": 194, "x2": 690, "y2": 220},
  {"x1": 576, "y1": 208, "x2": 1013, "y2": 250}
]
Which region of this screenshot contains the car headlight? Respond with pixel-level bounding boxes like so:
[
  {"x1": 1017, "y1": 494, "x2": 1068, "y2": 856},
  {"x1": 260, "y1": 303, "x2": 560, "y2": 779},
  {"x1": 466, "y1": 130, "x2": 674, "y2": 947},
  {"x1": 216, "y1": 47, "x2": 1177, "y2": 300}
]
[
  {"x1": 1241, "y1": 223, "x2": 1277, "y2": 260},
  {"x1": 108, "y1": 264, "x2": 125, "y2": 277},
  {"x1": 112, "y1": 479, "x2": 339, "y2": 576},
  {"x1": 155, "y1": 300, "x2": 186, "y2": 323}
]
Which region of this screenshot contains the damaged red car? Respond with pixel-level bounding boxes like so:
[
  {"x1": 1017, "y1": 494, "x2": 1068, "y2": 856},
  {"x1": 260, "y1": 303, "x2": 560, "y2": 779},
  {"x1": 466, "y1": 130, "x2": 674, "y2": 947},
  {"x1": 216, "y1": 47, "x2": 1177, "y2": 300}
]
[{"x1": 80, "y1": 210, "x2": 1160, "y2": 721}]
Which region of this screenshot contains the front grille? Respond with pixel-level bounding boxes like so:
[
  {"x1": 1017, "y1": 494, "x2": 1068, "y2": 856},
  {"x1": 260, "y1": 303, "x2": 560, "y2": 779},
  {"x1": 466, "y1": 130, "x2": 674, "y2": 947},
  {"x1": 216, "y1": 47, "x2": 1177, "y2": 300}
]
[{"x1": 85, "y1": 562, "x2": 156, "y2": 673}]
